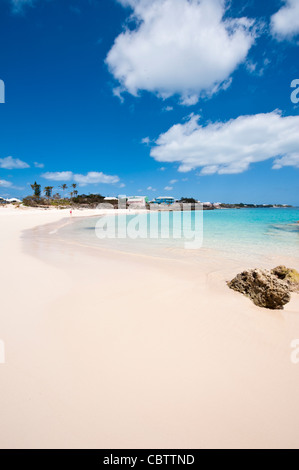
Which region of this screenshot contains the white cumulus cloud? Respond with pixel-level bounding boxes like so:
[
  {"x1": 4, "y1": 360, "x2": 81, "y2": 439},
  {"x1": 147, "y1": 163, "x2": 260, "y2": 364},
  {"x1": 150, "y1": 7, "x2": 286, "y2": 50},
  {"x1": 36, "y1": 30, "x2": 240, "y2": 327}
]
[
  {"x1": 106, "y1": 0, "x2": 256, "y2": 105},
  {"x1": 42, "y1": 171, "x2": 73, "y2": 182},
  {"x1": 34, "y1": 162, "x2": 45, "y2": 169},
  {"x1": 42, "y1": 171, "x2": 120, "y2": 186},
  {"x1": 150, "y1": 111, "x2": 299, "y2": 174},
  {"x1": 163, "y1": 106, "x2": 174, "y2": 112},
  {"x1": 0, "y1": 179, "x2": 13, "y2": 188},
  {"x1": 0, "y1": 156, "x2": 29, "y2": 169},
  {"x1": 74, "y1": 172, "x2": 120, "y2": 186},
  {"x1": 271, "y1": 0, "x2": 299, "y2": 39}
]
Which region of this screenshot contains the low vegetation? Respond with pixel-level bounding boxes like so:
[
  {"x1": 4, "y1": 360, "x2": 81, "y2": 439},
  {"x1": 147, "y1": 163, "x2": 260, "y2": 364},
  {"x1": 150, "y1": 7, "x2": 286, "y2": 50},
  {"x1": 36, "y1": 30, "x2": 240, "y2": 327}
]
[{"x1": 20, "y1": 182, "x2": 293, "y2": 210}]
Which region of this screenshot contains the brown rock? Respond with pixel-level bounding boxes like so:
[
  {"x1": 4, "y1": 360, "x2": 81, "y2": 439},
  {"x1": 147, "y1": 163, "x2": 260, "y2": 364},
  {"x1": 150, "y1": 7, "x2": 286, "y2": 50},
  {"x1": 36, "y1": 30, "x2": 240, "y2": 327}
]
[
  {"x1": 228, "y1": 268, "x2": 291, "y2": 310},
  {"x1": 271, "y1": 265, "x2": 299, "y2": 293}
]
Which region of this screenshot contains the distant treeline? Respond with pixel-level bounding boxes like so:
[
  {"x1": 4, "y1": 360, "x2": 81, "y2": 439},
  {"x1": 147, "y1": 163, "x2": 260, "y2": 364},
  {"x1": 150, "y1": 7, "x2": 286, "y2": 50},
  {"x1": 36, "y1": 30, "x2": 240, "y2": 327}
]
[{"x1": 21, "y1": 183, "x2": 292, "y2": 209}]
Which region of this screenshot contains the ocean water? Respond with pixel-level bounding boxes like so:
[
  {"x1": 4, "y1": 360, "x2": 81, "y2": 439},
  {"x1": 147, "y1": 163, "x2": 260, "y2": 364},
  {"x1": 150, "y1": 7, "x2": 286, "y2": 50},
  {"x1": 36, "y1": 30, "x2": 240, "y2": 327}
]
[
  {"x1": 202, "y1": 208, "x2": 299, "y2": 257},
  {"x1": 57, "y1": 208, "x2": 299, "y2": 261}
]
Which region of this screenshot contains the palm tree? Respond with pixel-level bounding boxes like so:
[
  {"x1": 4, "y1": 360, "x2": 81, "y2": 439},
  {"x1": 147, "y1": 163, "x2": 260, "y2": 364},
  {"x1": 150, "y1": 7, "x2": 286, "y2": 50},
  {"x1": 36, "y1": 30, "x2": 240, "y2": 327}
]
[
  {"x1": 44, "y1": 186, "x2": 53, "y2": 201},
  {"x1": 59, "y1": 184, "x2": 68, "y2": 199},
  {"x1": 31, "y1": 182, "x2": 41, "y2": 198},
  {"x1": 70, "y1": 183, "x2": 78, "y2": 200}
]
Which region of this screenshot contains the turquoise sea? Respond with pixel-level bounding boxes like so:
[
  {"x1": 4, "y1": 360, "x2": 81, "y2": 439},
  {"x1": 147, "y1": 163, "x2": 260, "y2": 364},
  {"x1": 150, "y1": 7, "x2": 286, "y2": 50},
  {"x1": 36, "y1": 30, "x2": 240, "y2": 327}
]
[
  {"x1": 58, "y1": 208, "x2": 299, "y2": 260},
  {"x1": 201, "y1": 207, "x2": 299, "y2": 257}
]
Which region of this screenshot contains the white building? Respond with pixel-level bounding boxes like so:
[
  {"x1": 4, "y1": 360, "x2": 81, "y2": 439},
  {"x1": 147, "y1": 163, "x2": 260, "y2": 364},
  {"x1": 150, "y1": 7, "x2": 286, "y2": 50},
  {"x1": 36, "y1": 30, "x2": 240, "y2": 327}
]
[
  {"x1": 127, "y1": 196, "x2": 148, "y2": 207},
  {"x1": 6, "y1": 198, "x2": 22, "y2": 203},
  {"x1": 0, "y1": 197, "x2": 22, "y2": 204}
]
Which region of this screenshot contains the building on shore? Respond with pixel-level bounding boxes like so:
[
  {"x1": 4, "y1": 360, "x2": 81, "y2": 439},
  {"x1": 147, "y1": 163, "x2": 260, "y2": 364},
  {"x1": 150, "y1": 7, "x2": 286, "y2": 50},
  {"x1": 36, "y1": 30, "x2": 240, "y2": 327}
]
[
  {"x1": 152, "y1": 196, "x2": 175, "y2": 205},
  {"x1": 0, "y1": 197, "x2": 21, "y2": 204},
  {"x1": 7, "y1": 198, "x2": 21, "y2": 203},
  {"x1": 127, "y1": 196, "x2": 148, "y2": 207},
  {"x1": 104, "y1": 197, "x2": 119, "y2": 202}
]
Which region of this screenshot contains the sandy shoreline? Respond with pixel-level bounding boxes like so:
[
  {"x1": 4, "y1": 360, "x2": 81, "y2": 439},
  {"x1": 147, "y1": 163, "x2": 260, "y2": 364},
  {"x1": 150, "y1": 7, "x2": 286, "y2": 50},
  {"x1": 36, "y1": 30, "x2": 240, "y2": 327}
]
[{"x1": 1, "y1": 206, "x2": 299, "y2": 449}]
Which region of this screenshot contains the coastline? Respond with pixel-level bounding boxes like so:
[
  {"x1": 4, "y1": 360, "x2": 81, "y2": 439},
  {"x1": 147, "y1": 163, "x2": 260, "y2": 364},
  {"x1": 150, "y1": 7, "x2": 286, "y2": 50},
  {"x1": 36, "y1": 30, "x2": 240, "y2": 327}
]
[{"x1": 1, "y1": 206, "x2": 299, "y2": 448}]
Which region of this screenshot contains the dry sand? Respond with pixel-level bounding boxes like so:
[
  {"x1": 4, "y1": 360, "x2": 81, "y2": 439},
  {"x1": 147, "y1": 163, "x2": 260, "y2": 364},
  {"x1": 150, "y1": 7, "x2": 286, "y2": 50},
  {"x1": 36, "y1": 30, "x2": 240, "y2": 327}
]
[{"x1": 0, "y1": 205, "x2": 299, "y2": 449}]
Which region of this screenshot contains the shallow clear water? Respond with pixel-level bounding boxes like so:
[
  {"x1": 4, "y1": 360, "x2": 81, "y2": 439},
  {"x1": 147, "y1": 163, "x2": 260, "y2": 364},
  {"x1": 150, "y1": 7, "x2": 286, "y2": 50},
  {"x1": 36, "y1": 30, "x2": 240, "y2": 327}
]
[
  {"x1": 202, "y1": 208, "x2": 299, "y2": 257},
  {"x1": 57, "y1": 208, "x2": 299, "y2": 260}
]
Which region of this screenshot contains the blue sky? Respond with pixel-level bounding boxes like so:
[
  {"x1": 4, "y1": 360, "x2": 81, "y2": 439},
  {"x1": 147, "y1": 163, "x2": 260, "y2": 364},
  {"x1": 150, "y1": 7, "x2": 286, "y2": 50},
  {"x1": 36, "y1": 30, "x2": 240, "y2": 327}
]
[{"x1": 0, "y1": 0, "x2": 298, "y2": 204}]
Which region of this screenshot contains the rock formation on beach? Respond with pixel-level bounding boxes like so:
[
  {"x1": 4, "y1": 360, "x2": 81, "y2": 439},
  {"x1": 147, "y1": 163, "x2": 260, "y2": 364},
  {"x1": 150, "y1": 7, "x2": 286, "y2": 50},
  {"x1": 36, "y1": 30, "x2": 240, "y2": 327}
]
[
  {"x1": 271, "y1": 266, "x2": 299, "y2": 293},
  {"x1": 228, "y1": 266, "x2": 299, "y2": 310}
]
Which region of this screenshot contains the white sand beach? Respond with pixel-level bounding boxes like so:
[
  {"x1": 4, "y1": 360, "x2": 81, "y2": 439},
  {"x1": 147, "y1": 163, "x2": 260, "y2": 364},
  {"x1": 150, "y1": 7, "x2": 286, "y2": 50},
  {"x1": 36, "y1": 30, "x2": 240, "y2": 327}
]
[{"x1": 0, "y1": 206, "x2": 299, "y2": 449}]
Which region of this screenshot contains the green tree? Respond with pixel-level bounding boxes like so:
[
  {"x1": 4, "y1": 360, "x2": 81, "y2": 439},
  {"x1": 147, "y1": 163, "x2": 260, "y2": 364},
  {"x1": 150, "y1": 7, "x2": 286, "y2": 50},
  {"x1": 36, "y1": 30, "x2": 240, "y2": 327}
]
[
  {"x1": 70, "y1": 183, "x2": 78, "y2": 200},
  {"x1": 31, "y1": 182, "x2": 41, "y2": 198},
  {"x1": 179, "y1": 197, "x2": 197, "y2": 204},
  {"x1": 59, "y1": 184, "x2": 68, "y2": 198},
  {"x1": 44, "y1": 186, "x2": 53, "y2": 200},
  {"x1": 70, "y1": 184, "x2": 78, "y2": 200}
]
